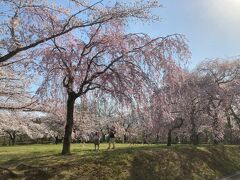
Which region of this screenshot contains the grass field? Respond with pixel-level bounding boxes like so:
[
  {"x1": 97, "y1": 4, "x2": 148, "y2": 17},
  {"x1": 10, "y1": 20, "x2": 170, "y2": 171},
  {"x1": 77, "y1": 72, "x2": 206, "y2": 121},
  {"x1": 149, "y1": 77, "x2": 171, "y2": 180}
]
[{"x1": 0, "y1": 143, "x2": 240, "y2": 179}]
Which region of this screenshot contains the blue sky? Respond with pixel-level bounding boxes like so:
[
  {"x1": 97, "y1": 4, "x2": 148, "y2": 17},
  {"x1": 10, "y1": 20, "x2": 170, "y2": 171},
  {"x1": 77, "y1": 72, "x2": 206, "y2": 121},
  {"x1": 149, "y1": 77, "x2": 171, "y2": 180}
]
[
  {"x1": 59, "y1": 0, "x2": 240, "y2": 69},
  {"x1": 128, "y1": 0, "x2": 240, "y2": 69}
]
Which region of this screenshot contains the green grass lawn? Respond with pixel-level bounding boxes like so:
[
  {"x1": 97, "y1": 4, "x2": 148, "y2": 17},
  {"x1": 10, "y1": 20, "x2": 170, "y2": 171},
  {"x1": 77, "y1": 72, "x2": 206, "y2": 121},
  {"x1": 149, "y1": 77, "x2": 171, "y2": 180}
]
[{"x1": 0, "y1": 143, "x2": 240, "y2": 179}]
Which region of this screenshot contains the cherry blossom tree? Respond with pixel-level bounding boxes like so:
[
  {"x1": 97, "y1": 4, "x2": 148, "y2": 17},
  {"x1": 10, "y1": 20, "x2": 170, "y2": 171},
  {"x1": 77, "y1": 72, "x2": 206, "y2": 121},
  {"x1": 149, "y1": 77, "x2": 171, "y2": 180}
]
[
  {"x1": 93, "y1": 97, "x2": 119, "y2": 141},
  {"x1": 115, "y1": 105, "x2": 139, "y2": 143},
  {"x1": 0, "y1": 0, "x2": 190, "y2": 153},
  {"x1": 196, "y1": 59, "x2": 240, "y2": 144},
  {"x1": 0, "y1": 0, "x2": 163, "y2": 115},
  {"x1": 0, "y1": 110, "x2": 61, "y2": 145},
  {"x1": 72, "y1": 101, "x2": 98, "y2": 142},
  {"x1": 150, "y1": 64, "x2": 187, "y2": 146},
  {"x1": 33, "y1": 2, "x2": 189, "y2": 153},
  {"x1": 0, "y1": 0, "x2": 160, "y2": 64},
  {"x1": 176, "y1": 73, "x2": 208, "y2": 145},
  {"x1": 0, "y1": 63, "x2": 36, "y2": 110},
  {"x1": 38, "y1": 113, "x2": 65, "y2": 144}
]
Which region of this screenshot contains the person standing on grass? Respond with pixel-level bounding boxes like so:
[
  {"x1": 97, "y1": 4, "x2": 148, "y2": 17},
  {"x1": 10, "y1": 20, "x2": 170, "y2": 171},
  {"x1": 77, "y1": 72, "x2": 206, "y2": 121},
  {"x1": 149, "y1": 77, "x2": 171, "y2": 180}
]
[
  {"x1": 93, "y1": 132, "x2": 100, "y2": 150},
  {"x1": 107, "y1": 125, "x2": 116, "y2": 149}
]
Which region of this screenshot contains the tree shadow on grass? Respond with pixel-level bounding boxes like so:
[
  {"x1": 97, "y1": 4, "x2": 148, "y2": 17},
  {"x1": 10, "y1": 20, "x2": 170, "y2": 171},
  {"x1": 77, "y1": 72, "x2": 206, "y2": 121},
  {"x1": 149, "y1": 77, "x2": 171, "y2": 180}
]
[
  {"x1": 128, "y1": 145, "x2": 240, "y2": 180},
  {"x1": 1, "y1": 145, "x2": 240, "y2": 179},
  {"x1": 0, "y1": 145, "x2": 158, "y2": 179}
]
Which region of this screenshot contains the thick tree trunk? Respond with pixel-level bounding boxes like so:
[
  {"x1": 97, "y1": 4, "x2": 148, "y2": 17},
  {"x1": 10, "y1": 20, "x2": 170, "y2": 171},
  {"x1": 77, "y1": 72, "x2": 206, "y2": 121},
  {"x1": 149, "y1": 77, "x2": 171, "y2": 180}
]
[
  {"x1": 167, "y1": 130, "x2": 172, "y2": 146},
  {"x1": 124, "y1": 134, "x2": 127, "y2": 143},
  {"x1": 7, "y1": 132, "x2": 16, "y2": 146},
  {"x1": 167, "y1": 118, "x2": 183, "y2": 146},
  {"x1": 156, "y1": 134, "x2": 160, "y2": 144},
  {"x1": 189, "y1": 106, "x2": 199, "y2": 145},
  {"x1": 62, "y1": 93, "x2": 76, "y2": 155},
  {"x1": 212, "y1": 113, "x2": 219, "y2": 145},
  {"x1": 12, "y1": 132, "x2": 16, "y2": 145},
  {"x1": 9, "y1": 137, "x2": 15, "y2": 146},
  {"x1": 101, "y1": 130, "x2": 105, "y2": 142},
  {"x1": 226, "y1": 113, "x2": 233, "y2": 144},
  {"x1": 190, "y1": 121, "x2": 199, "y2": 145},
  {"x1": 191, "y1": 133, "x2": 199, "y2": 145}
]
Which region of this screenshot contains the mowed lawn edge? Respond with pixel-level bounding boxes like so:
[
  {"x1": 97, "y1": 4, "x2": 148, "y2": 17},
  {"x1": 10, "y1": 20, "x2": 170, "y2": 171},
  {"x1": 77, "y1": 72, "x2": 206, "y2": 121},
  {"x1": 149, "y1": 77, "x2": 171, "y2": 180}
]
[{"x1": 0, "y1": 144, "x2": 240, "y2": 179}]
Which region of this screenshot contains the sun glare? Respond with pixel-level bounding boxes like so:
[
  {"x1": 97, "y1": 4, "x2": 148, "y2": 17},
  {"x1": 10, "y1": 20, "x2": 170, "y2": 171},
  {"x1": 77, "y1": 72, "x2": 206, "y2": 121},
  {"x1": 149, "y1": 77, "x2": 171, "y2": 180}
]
[{"x1": 209, "y1": 0, "x2": 240, "y2": 20}]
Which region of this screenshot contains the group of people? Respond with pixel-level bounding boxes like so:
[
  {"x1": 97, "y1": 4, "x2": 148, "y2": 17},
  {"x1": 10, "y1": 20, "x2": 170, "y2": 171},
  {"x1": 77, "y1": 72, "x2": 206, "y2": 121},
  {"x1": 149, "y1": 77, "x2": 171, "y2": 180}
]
[{"x1": 93, "y1": 125, "x2": 116, "y2": 150}]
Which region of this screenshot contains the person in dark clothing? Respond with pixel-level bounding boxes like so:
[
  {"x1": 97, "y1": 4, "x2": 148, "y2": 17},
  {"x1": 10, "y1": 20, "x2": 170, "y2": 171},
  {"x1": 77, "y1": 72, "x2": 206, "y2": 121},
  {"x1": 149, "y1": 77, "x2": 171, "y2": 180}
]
[
  {"x1": 107, "y1": 125, "x2": 116, "y2": 149},
  {"x1": 55, "y1": 136, "x2": 59, "y2": 144},
  {"x1": 93, "y1": 132, "x2": 100, "y2": 150}
]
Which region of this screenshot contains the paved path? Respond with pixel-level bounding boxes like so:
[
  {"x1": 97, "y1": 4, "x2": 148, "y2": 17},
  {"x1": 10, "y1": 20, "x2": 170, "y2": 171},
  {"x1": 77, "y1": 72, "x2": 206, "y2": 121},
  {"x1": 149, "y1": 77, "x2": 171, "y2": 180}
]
[{"x1": 220, "y1": 172, "x2": 240, "y2": 180}]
